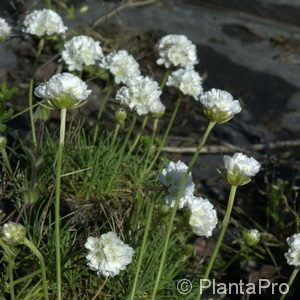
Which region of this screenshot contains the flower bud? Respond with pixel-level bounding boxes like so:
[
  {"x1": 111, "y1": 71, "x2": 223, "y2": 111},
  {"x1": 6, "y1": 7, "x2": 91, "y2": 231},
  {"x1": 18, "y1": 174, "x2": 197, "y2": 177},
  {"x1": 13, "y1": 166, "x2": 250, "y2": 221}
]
[
  {"x1": 0, "y1": 18, "x2": 11, "y2": 43},
  {"x1": 0, "y1": 136, "x2": 7, "y2": 150},
  {"x1": 115, "y1": 108, "x2": 127, "y2": 125},
  {"x1": 1, "y1": 222, "x2": 26, "y2": 246},
  {"x1": 243, "y1": 229, "x2": 260, "y2": 247}
]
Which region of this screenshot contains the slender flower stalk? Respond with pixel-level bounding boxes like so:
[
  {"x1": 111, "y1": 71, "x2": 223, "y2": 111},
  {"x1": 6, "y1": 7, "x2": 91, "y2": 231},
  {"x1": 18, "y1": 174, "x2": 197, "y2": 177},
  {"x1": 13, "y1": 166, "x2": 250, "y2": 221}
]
[
  {"x1": 127, "y1": 115, "x2": 149, "y2": 156},
  {"x1": 129, "y1": 200, "x2": 155, "y2": 300},
  {"x1": 92, "y1": 277, "x2": 109, "y2": 300},
  {"x1": 197, "y1": 185, "x2": 238, "y2": 300},
  {"x1": 151, "y1": 121, "x2": 216, "y2": 299},
  {"x1": 142, "y1": 118, "x2": 159, "y2": 173},
  {"x1": 111, "y1": 123, "x2": 121, "y2": 146},
  {"x1": 29, "y1": 79, "x2": 37, "y2": 147},
  {"x1": 160, "y1": 69, "x2": 170, "y2": 90},
  {"x1": 145, "y1": 96, "x2": 182, "y2": 175},
  {"x1": 23, "y1": 238, "x2": 49, "y2": 300},
  {"x1": 280, "y1": 267, "x2": 299, "y2": 300},
  {"x1": 54, "y1": 108, "x2": 66, "y2": 300},
  {"x1": 107, "y1": 113, "x2": 137, "y2": 190},
  {"x1": 93, "y1": 85, "x2": 114, "y2": 143}
]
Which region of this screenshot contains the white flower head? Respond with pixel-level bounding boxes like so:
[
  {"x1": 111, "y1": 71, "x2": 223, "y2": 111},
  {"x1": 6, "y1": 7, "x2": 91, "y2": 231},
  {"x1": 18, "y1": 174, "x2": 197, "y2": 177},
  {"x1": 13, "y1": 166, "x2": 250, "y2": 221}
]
[
  {"x1": 115, "y1": 76, "x2": 162, "y2": 116},
  {"x1": 199, "y1": 89, "x2": 242, "y2": 123},
  {"x1": 62, "y1": 35, "x2": 104, "y2": 71},
  {"x1": 100, "y1": 50, "x2": 141, "y2": 85},
  {"x1": 223, "y1": 152, "x2": 261, "y2": 186},
  {"x1": 156, "y1": 34, "x2": 198, "y2": 68},
  {"x1": 85, "y1": 231, "x2": 134, "y2": 277},
  {"x1": 285, "y1": 234, "x2": 300, "y2": 266},
  {"x1": 188, "y1": 196, "x2": 218, "y2": 238},
  {"x1": 1, "y1": 221, "x2": 26, "y2": 246},
  {"x1": 0, "y1": 18, "x2": 11, "y2": 41},
  {"x1": 165, "y1": 183, "x2": 195, "y2": 209},
  {"x1": 160, "y1": 161, "x2": 196, "y2": 209},
  {"x1": 167, "y1": 68, "x2": 203, "y2": 99},
  {"x1": 34, "y1": 72, "x2": 91, "y2": 109},
  {"x1": 22, "y1": 9, "x2": 67, "y2": 37}
]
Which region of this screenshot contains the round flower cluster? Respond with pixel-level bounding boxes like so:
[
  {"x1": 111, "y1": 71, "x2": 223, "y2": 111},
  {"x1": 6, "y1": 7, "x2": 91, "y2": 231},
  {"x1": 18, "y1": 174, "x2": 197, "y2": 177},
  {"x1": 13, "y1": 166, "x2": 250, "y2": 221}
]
[
  {"x1": 62, "y1": 35, "x2": 104, "y2": 71},
  {"x1": 100, "y1": 50, "x2": 141, "y2": 85},
  {"x1": 1, "y1": 221, "x2": 26, "y2": 246},
  {"x1": 243, "y1": 229, "x2": 261, "y2": 247},
  {"x1": 0, "y1": 18, "x2": 11, "y2": 42},
  {"x1": 22, "y1": 9, "x2": 67, "y2": 37},
  {"x1": 156, "y1": 34, "x2": 198, "y2": 69},
  {"x1": 199, "y1": 89, "x2": 242, "y2": 123},
  {"x1": 35, "y1": 72, "x2": 91, "y2": 109},
  {"x1": 159, "y1": 160, "x2": 195, "y2": 208},
  {"x1": 188, "y1": 196, "x2": 218, "y2": 238},
  {"x1": 115, "y1": 76, "x2": 165, "y2": 116},
  {"x1": 223, "y1": 152, "x2": 261, "y2": 186},
  {"x1": 85, "y1": 231, "x2": 134, "y2": 277},
  {"x1": 285, "y1": 233, "x2": 300, "y2": 266},
  {"x1": 167, "y1": 68, "x2": 203, "y2": 99}
]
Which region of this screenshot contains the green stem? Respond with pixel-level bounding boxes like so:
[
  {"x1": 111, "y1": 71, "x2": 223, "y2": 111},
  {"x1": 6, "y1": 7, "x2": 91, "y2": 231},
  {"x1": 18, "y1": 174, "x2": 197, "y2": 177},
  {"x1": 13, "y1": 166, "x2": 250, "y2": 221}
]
[
  {"x1": 29, "y1": 79, "x2": 37, "y2": 147},
  {"x1": 1, "y1": 148, "x2": 13, "y2": 175},
  {"x1": 129, "y1": 200, "x2": 155, "y2": 300},
  {"x1": 151, "y1": 121, "x2": 216, "y2": 299},
  {"x1": 160, "y1": 69, "x2": 170, "y2": 90},
  {"x1": 142, "y1": 118, "x2": 158, "y2": 174},
  {"x1": 23, "y1": 238, "x2": 49, "y2": 300},
  {"x1": 197, "y1": 185, "x2": 238, "y2": 300},
  {"x1": 11, "y1": 102, "x2": 43, "y2": 120},
  {"x1": 145, "y1": 96, "x2": 182, "y2": 175},
  {"x1": 92, "y1": 277, "x2": 109, "y2": 300},
  {"x1": 55, "y1": 108, "x2": 67, "y2": 300},
  {"x1": 111, "y1": 123, "x2": 121, "y2": 146},
  {"x1": 280, "y1": 267, "x2": 299, "y2": 300},
  {"x1": 93, "y1": 85, "x2": 114, "y2": 143},
  {"x1": 127, "y1": 115, "x2": 149, "y2": 156},
  {"x1": 107, "y1": 113, "x2": 137, "y2": 190}
]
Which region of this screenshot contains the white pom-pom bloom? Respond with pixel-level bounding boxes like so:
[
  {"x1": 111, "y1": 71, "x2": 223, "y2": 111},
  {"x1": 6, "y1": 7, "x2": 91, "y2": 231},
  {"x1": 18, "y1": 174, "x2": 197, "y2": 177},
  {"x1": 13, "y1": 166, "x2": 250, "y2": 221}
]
[
  {"x1": 35, "y1": 72, "x2": 91, "y2": 109},
  {"x1": 167, "y1": 68, "x2": 203, "y2": 99},
  {"x1": 0, "y1": 18, "x2": 11, "y2": 41},
  {"x1": 1, "y1": 221, "x2": 26, "y2": 246},
  {"x1": 285, "y1": 234, "x2": 300, "y2": 266},
  {"x1": 115, "y1": 76, "x2": 162, "y2": 116},
  {"x1": 156, "y1": 34, "x2": 198, "y2": 68},
  {"x1": 199, "y1": 89, "x2": 242, "y2": 123},
  {"x1": 62, "y1": 35, "x2": 104, "y2": 71},
  {"x1": 100, "y1": 50, "x2": 141, "y2": 85},
  {"x1": 188, "y1": 197, "x2": 218, "y2": 238},
  {"x1": 22, "y1": 9, "x2": 67, "y2": 37},
  {"x1": 85, "y1": 231, "x2": 134, "y2": 277},
  {"x1": 160, "y1": 161, "x2": 196, "y2": 208},
  {"x1": 223, "y1": 152, "x2": 261, "y2": 186},
  {"x1": 165, "y1": 183, "x2": 195, "y2": 209}
]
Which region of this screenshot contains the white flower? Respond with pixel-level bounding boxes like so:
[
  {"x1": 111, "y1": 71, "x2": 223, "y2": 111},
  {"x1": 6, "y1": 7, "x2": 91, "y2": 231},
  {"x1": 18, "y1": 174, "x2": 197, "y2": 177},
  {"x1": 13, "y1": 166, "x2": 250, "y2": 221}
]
[
  {"x1": 22, "y1": 9, "x2": 67, "y2": 37},
  {"x1": 188, "y1": 197, "x2": 218, "y2": 238},
  {"x1": 167, "y1": 68, "x2": 203, "y2": 99},
  {"x1": 223, "y1": 152, "x2": 261, "y2": 185},
  {"x1": 100, "y1": 50, "x2": 141, "y2": 84},
  {"x1": 165, "y1": 183, "x2": 195, "y2": 209},
  {"x1": 62, "y1": 35, "x2": 104, "y2": 71},
  {"x1": 34, "y1": 72, "x2": 91, "y2": 109},
  {"x1": 285, "y1": 234, "x2": 300, "y2": 266},
  {"x1": 156, "y1": 34, "x2": 198, "y2": 68},
  {"x1": 0, "y1": 18, "x2": 11, "y2": 41},
  {"x1": 85, "y1": 231, "x2": 134, "y2": 277},
  {"x1": 199, "y1": 89, "x2": 242, "y2": 123},
  {"x1": 149, "y1": 100, "x2": 165, "y2": 116},
  {"x1": 115, "y1": 76, "x2": 162, "y2": 116},
  {"x1": 160, "y1": 161, "x2": 196, "y2": 208},
  {"x1": 1, "y1": 221, "x2": 26, "y2": 246}
]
